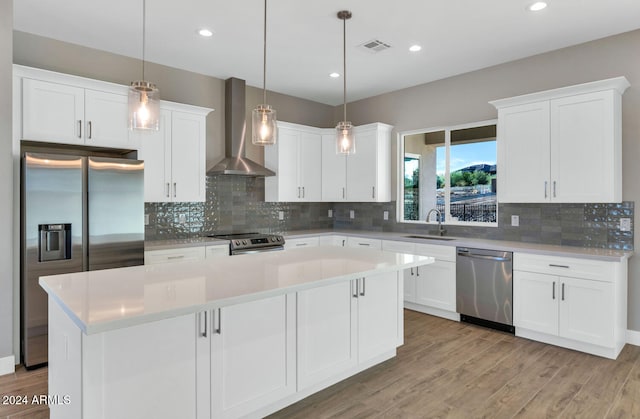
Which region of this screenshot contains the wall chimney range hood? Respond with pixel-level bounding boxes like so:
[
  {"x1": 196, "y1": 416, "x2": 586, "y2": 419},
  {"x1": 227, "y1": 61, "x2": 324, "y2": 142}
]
[{"x1": 207, "y1": 78, "x2": 275, "y2": 177}]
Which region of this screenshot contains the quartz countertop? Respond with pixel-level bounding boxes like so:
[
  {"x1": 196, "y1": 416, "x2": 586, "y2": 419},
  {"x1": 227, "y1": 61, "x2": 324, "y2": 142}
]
[{"x1": 40, "y1": 247, "x2": 433, "y2": 335}]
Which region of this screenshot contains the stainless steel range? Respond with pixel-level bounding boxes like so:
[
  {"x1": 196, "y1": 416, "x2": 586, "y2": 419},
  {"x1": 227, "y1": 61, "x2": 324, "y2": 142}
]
[{"x1": 208, "y1": 232, "x2": 285, "y2": 255}]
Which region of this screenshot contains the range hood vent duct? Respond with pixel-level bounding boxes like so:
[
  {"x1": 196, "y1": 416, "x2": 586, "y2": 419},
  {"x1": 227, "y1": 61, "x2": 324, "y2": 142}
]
[{"x1": 207, "y1": 77, "x2": 275, "y2": 177}]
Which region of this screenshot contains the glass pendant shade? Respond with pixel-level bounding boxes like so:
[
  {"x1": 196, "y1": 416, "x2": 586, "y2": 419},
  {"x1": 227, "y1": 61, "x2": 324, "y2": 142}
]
[
  {"x1": 336, "y1": 121, "x2": 355, "y2": 154},
  {"x1": 252, "y1": 104, "x2": 277, "y2": 145},
  {"x1": 128, "y1": 80, "x2": 160, "y2": 131}
]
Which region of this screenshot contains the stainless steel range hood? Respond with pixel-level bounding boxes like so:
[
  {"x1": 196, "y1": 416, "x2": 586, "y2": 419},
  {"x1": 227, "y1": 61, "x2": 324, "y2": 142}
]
[{"x1": 207, "y1": 77, "x2": 275, "y2": 177}]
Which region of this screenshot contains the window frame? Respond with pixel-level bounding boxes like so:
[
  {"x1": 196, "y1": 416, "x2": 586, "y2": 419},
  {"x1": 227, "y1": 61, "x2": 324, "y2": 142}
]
[{"x1": 396, "y1": 119, "x2": 499, "y2": 227}]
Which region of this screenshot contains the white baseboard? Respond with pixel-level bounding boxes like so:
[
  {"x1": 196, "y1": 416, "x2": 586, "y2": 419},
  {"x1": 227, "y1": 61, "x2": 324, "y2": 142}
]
[
  {"x1": 627, "y1": 329, "x2": 640, "y2": 346},
  {"x1": 0, "y1": 355, "x2": 15, "y2": 376}
]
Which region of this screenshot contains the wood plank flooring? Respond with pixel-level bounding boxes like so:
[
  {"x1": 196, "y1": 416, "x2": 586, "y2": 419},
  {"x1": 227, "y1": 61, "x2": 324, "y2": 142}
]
[
  {"x1": 270, "y1": 310, "x2": 640, "y2": 419},
  {"x1": 1, "y1": 310, "x2": 638, "y2": 419}
]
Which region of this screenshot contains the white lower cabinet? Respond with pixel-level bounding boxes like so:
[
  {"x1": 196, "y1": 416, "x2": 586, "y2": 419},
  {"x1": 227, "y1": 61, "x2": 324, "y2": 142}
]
[
  {"x1": 144, "y1": 246, "x2": 206, "y2": 265},
  {"x1": 345, "y1": 236, "x2": 382, "y2": 250},
  {"x1": 205, "y1": 244, "x2": 230, "y2": 258},
  {"x1": 283, "y1": 236, "x2": 320, "y2": 250},
  {"x1": 206, "y1": 295, "x2": 296, "y2": 419},
  {"x1": 318, "y1": 235, "x2": 347, "y2": 247},
  {"x1": 513, "y1": 253, "x2": 627, "y2": 359}
]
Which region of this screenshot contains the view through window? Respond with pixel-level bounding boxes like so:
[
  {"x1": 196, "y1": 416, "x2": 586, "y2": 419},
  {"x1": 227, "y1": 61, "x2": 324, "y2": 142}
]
[{"x1": 402, "y1": 122, "x2": 497, "y2": 225}]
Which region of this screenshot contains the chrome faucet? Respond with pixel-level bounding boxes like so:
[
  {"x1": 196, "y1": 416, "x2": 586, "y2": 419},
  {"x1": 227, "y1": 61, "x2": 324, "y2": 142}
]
[{"x1": 426, "y1": 208, "x2": 447, "y2": 236}]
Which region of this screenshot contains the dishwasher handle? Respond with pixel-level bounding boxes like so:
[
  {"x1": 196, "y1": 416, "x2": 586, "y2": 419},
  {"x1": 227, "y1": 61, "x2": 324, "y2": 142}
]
[{"x1": 457, "y1": 250, "x2": 512, "y2": 262}]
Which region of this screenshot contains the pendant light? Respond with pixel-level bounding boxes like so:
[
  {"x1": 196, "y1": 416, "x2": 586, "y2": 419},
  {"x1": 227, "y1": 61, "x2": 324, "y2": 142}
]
[
  {"x1": 128, "y1": 0, "x2": 160, "y2": 131},
  {"x1": 336, "y1": 10, "x2": 355, "y2": 155},
  {"x1": 252, "y1": 0, "x2": 277, "y2": 145}
]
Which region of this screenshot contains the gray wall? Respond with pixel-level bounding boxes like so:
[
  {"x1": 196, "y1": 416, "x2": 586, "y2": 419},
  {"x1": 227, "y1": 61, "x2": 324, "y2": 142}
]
[
  {"x1": 343, "y1": 29, "x2": 640, "y2": 331},
  {"x1": 0, "y1": 0, "x2": 13, "y2": 360}
]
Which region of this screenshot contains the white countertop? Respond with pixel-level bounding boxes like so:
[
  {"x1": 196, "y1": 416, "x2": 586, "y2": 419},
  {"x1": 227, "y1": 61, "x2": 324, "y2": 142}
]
[{"x1": 40, "y1": 247, "x2": 433, "y2": 335}]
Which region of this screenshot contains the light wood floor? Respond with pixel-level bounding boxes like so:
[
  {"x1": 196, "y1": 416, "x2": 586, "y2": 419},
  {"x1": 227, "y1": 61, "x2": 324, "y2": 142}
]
[
  {"x1": 270, "y1": 310, "x2": 640, "y2": 419},
  {"x1": 1, "y1": 310, "x2": 639, "y2": 419}
]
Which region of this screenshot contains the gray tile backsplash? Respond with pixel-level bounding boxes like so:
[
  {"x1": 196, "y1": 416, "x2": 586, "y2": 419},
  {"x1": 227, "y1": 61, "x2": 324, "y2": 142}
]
[{"x1": 145, "y1": 176, "x2": 633, "y2": 250}]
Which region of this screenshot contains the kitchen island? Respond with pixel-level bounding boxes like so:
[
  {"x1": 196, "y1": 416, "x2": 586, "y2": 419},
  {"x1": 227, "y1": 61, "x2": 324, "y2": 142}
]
[{"x1": 40, "y1": 246, "x2": 433, "y2": 419}]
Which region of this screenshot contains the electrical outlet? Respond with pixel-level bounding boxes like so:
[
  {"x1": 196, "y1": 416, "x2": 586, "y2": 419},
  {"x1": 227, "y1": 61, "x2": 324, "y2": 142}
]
[
  {"x1": 328, "y1": 209, "x2": 333, "y2": 218},
  {"x1": 620, "y1": 218, "x2": 631, "y2": 232},
  {"x1": 278, "y1": 211, "x2": 284, "y2": 221},
  {"x1": 350, "y1": 210, "x2": 355, "y2": 219},
  {"x1": 511, "y1": 215, "x2": 519, "y2": 227},
  {"x1": 178, "y1": 213, "x2": 187, "y2": 225},
  {"x1": 383, "y1": 210, "x2": 389, "y2": 221},
  {"x1": 144, "y1": 214, "x2": 149, "y2": 225}
]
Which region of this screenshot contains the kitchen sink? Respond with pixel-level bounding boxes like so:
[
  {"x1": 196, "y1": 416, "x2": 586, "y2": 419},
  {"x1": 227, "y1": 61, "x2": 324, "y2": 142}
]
[{"x1": 404, "y1": 235, "x2": 456, "y2": 241}]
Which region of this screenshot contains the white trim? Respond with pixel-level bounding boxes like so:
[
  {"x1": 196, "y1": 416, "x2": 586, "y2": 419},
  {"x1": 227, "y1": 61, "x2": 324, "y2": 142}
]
[
  {"x1": 0, "y1": 355, "x2": 15, "y2": 376},
  {"x1": 627, "y1": 329, "x2": 640, "y2": 346}
]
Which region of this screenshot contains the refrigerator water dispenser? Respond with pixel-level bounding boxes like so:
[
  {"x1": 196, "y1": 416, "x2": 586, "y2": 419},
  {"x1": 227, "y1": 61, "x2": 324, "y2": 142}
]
[{"x1": 38, "y1": 224, "x2": 71, "y2": 262}]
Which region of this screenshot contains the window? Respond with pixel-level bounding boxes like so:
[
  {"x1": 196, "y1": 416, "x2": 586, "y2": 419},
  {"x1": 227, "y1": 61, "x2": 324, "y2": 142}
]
[{"x1": 398, "y1": 120, "x2": 498, "y2": 226}]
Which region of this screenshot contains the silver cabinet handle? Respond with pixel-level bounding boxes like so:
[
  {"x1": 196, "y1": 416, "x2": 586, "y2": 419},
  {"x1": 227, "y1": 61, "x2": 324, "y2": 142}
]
[
  {"x1": 167, "y1": 255, "x2": 185, "y2": 260},
  {"x1": 553, "y1": 181, "x2": 557, "y2": 198},
  {"x1": 296, "y1": 243, "x2": 308, "y2": 247},
  {"x1": 213, "y1": 308, "x2": 222, "y2": 334},
  {"x1": 359, "y1": 243, "x2": 371, "y2": 247},
  {"x1": 166, "y1": 183, "x2": 170, "y2": 198},
  {"x1": 561, "y1": 283, "x2": 565, "y2": 301},
  {"x1": 173, "y1": 182, "x2": 177, "y2": 198},
  {"x1": 342, "y1": 239, "x2": 345, "y2": 247},
  {"x1": 352, "y1": 279, "x2": 359, "y2": 298},
  {"x1": 297, "y1": 187, "x2": 301, "y2": 198},
  {"x1": 302, "y1": 186, "x2": 305, "y2": 198},
  {"x1": 200, "y1": 311, "x2": 208, "y2": 337},
  {"x1": 416, "y1": 267, "x2": 420, "y2": 277},
  {"x1": 552, "y1": 281, "x2": 556, "y2": 300},
  {"x1": 410, "y1": 267, "x2": 414, "y2": 276},
  {"x1": 78, "y1": 120, "x2": 82, "y2": 138},
  {"x1": 360, "y1": 278, "x2": 366, "y2": 296},
  {"x1": 372, "y1": 186, "x2": 375, "y2": 199},
  {"x1": 87, "y1": 121, "x2": 92, "y2": 139},
  {"x1": 549, "y1": 264, "x2": 569, "y2": 268},
  {"x1": 544, "y1": 181, "x2": 548, "y2": 199},
  {"x1": 342, "y1": 187, "x2": 345, "y2": 199}
]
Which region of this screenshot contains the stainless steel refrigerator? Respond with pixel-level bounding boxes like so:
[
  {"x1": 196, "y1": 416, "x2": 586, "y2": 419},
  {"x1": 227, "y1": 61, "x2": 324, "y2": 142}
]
[{"x1": 21, "y1": 152, "x2": 144, "y2": 368}]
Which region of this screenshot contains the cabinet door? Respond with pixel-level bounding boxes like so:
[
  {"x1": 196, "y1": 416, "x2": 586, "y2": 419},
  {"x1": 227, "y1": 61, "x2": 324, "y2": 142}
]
[
  {"x1": 84, "y1": 89, "x2": 133, "y2": 148},
  {"x1": 559, "y1": 277, "x2": 614, "y2": 347},
  {"x1": 550, "y1": 91, "x2": 617, "y2": 202},
  {"x1": 205, "y1": 245, "x2": 230, "y2": 258},
  {"x1": 266, "y1": 127, "x2": 299, "y2": 202},
  {"x1": 321, "y1": 133, "x2": 347, "y2": 201},
  {"x1": 382, "y1": 241, "x2": 416, "y2": 303},
  {"x1": 318, "y1": 235, "x2": 347, "y2": 247},
  {"x1": 284, "y1": 236, "x2": 320, "y2": 250},
  {"x1": 137, "y1": 109, "x2": 172, "y2": 202},
  {"x1": 171, "y1": 111, "x2": 206, "y2": 202},
  {"x1": 415, "y1": 260, "x2": 456, "y2": 312},
  {"x1": 211, "y1": 295, "x2": 296, "y2": 419},
  {"x1": 144, "y1": 246, "x2": 206, "y2": 265},
  {"x1": 404, "y1": 268, "x2": 417, "y2": 303},
  {"x1": 22, "y1": 78, "x2": 85, "y2": 145},
  {"x1": 357, "y1": 272, "x2": 399, "y2": 363},
  {"x1": 297, "y1": 281, "x2": 357, "y2": 390},
  {"x1": 513, "y1": 271, "x2": 558, "y2": 335},
  {"x1": 299, "y1": 131, "x2": 322, "y2": 201},
  {"x1": 346, "y1": 237, "x2": 382, "y2": 250},
  {"x1": 347, "y1": 129, "x2": 378, "y2": 202},
  {"x1": 497, "y1": 101, "x2": 550, "y2": 203},
  {"x1": 83, "y1": 314, "x2": 201, "y2": 419}
]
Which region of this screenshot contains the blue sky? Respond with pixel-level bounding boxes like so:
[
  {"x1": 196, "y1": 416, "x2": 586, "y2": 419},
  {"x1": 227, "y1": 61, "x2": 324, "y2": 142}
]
[{"x1": 436, "y1": 141, "x2": 496, "y2": 175}]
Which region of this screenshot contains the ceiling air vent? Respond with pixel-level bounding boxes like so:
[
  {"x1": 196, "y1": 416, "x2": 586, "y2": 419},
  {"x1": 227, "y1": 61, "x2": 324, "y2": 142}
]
[{"x1": 358, "y1": 39, "x2": 391, "y2": 53}]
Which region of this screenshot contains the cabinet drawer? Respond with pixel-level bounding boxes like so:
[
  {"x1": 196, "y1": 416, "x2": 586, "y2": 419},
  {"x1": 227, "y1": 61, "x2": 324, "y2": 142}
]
[
  {"x1": 514, "y1": 253, "x2": 616, "y2": 282},
  {"x1": 382, "y1": 240, "x2": 415, "y2": 254},
  {"x1": 284, "y1": 237, "x2": 320, "y2": 250},
  {"x1": 413, "y1": 243, "x2": 456, "y2": 262},
  {"x1": 205, "y1": 245, "x2": 229, "y2": 258},
  {"x1": 318, "y1": 235, "x2": 347, "y2": 247},
  {"x1": 346, "y1": 237, "x2": 382, "y2": 250},
  {"x1": 144, "y1": 247, "x2": 206, "y2": 265}
]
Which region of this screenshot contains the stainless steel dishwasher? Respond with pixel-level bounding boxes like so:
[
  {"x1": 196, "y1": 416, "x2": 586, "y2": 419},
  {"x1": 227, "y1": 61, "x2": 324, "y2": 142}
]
[{"x1": 456, "y1": 247, "x2": 514, "y2": 333}]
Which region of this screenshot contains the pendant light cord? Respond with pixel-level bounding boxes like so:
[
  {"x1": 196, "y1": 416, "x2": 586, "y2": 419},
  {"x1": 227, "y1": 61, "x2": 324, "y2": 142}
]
[
  {"x1": 142, "y1": 0, "x2": 146, "y2": 81},
  {"x1": 262, "y1": 0, "x2": 267, "y2": 105},
  {"x1": 342, "y1": 14, "x2": 347, "y2": 122}
]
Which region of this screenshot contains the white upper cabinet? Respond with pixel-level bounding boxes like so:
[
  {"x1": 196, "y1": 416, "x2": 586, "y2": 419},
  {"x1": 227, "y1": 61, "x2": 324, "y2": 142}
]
[
  {"x1": 321, "y1": 122, "x2": 393, "y2": 202},
  {"x1": 265, "y1": 122, "x2": 322, "y2": 202},
  {"x1": 137, "y1": 105, "x2": 210, "y2": 203},
  {"x1": 21, "y1": 75, "x2": 135, "y2": 149},
  {"x1": 491, "y1": 77, "x2": 629, "y2": 203}
]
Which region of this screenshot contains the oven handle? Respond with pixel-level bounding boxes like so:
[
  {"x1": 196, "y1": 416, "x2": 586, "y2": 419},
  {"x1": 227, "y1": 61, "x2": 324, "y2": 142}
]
[{"x1": 231, "y1": 246, "x2": 284, "y2": 255}]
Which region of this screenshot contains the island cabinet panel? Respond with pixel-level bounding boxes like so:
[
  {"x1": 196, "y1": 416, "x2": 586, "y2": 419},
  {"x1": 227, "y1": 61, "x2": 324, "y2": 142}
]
[
  {"x1": 297, "y1": 281, "x2": 357, "y2": 390},
  {"x1": 81, "y1": 313, "x2": 201, "y2": 419},
  {"x1": 210, "y1": 294, "x2": 296, "y2": 419}
]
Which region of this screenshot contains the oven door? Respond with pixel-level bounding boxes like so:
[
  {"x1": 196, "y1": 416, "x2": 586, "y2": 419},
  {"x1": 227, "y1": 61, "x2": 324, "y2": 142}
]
[{"x1": 231, "y1": 245, "x2": 284, "y2": 256}]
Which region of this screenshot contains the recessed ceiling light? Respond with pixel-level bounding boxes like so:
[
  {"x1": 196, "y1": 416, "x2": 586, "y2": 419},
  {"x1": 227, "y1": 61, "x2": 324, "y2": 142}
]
[
  {"x1": 198, "y1": 28, "x2": 213, "y2": 37},
  {"x1": 409, "y1": 45, "x2": 422, "y2": 52},
  {"x1": 527, "y1": 2, "x2": 547, "y2": 11},
  {"x1": 330, "y1": 72, "x2": 340, "y2": 78}
]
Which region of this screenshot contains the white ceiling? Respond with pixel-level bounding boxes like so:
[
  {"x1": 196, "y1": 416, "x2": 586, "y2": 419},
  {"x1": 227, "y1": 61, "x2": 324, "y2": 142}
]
[{"x1": 13, "y1": 0, "x2": 640, "y2": 106}]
